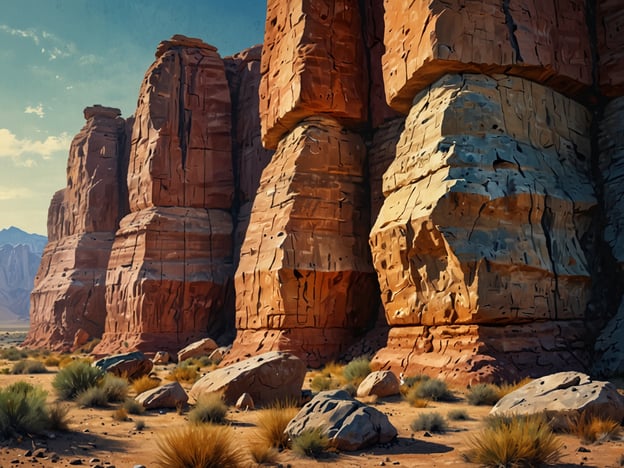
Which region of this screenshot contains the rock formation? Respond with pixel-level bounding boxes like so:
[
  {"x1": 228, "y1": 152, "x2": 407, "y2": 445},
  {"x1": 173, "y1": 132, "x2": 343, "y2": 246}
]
[
  {"x1": 0, "y1": 244, "x2": 41, "y2": 322},
  {"x1": 94, "y1": 36, "x2": 235, "y2": 354},
  {"x1": 24, "y1": 105, "x2": 129, "y2": 351}
]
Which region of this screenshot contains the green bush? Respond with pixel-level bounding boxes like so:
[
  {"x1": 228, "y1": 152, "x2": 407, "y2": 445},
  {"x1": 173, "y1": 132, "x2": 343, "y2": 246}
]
[
  {"x1": 0, "y1": 382, "x2": 49, "y2": 438},
  {"x1": 447, "y1": 409, "x2": 470, "y2": 421},
  {"x1": 47, "y1": 403, "x2": 70, "y2": 431},
  {"x1": 402, "y1": 374, "x2": 430, "y2": 388},
  {"x1": 291, "y1": 427, "x2": 329, "y2": 458},
  {"x1": 464, "y1": 413, "x2": 562, "y2": 466},
  {"x1": 0, "y1": 347, "x2": 28, "y2": 361},
  {"x1": 466, "y1": 383, "x2": 500, "y2": 406},
  {"x1": 100, "y1": 374, "x2": 129, "y2": 403},
  {"x1": 53, "y1": 361, "x2": 103, "y2": 400},
  {"x1": 189, "y1": 393, "x2": 228, "y2": 425},
  {"x1": 410, "y1": 412, "x2": 448, "y2": 433},
  {"x1": 343, "y1": 356, "x2": 371, "y2": 384},
  {"x1": 310, "y1": 374, "x2": 334, "y2": 392},
  {"x1": 76, "y1": 386, "x2": 109, "y2": 408},
  {"x1": 10, "y1": 359, "x2": 47, "y2": 374},
  {"x1": 122, "y1": 398, "x2": 145, "y2": 415},
  {"x1": 413, "y1": 378, "x2": 454, "y2": 401}
]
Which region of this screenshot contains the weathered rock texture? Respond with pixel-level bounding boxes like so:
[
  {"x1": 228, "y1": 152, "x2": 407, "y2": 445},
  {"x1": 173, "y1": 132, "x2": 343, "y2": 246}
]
[
  {"x1": 0, "y1": 244, "x2": 41, "y2": 322},
  {"x1": 259, "y1": 0, "x2": 368, "y2": 149},
  {"x1": 382, "y1": 0, "x2": 592, "y2": 114},
  {"x1": 597, "y1": 0, "x2": 624, "y2": 96},
  {"x1": 370, "y1": 74, "x2": 595, "y2": 383},
  {"x1": 24, "y1": 106, "x2": 128, "y2": 351},
  {"x1": 228, "y1": 117, "x2": 377, "y2": 366},
  {"x1": 95, "y1": 37, "x2": 235, "y2": 355}
]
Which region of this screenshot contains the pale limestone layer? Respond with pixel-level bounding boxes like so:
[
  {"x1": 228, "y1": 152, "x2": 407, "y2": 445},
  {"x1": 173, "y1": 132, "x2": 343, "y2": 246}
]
[
  {"x1": 228, "y1": 117, "x2": 377, "y2": 366},
  {"x1": 382, "y1": 0, "x2": 592, "y2": 113},
  {"x1": 259, "y1": 0, "x2": 368, "y2": 149}
]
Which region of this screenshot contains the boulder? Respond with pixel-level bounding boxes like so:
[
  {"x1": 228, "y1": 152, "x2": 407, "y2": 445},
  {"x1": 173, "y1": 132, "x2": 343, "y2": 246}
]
[
  {"x1": 189, "y1": 351, "x2": 306, "y2": 406},
  {"x1": 208, "y1": 346, "x2": 230, "y2": 363},
  {"x1": 136, "y1": 381, "x2": 188, "y2": 410},
  {"x1": 177, "y1": 338, "x2": 219, "y2": 363},
  {"x1": 356, "y1": 371, "x2": 400, "y2": 398},
  {"x1": 235, "y1": 393, "x2": 254, "y2": 410},
  {"x1": 152, "y1": 352, "x2": 171, "y2": 365},
  {"x1": 93, "y1": 352, "x2": 153, "y2": 380},
  {"x1": 285, "y1": 389, "x2": 397, "y2": 451},
  {"x1": 490, "y1": 372, "x2": 624, "y2": 422}
]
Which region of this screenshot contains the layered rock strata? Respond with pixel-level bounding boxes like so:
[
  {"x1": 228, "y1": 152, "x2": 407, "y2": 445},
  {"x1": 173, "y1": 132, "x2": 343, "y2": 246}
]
[
  {"x1": 259, "y1": 0, "x2": 368, "y2": 149},
  {"x1": 24, "y1": 106, "x2": 128, "y2": 351},
  {"x1": 370, "y1": 74, "x2": 595, "y2": 382},
  {"x1": 95, "y1": 37, "x2": 235, "y2": 354},
  {"x1": 229, "y1": 117, "x2": 377, "y2": 366},
  {"x1": 382, "y1": 0, "x2": 592, "y2": 113}
]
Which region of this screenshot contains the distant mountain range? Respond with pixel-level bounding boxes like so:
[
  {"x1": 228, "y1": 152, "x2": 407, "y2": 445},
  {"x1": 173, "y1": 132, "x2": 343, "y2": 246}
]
[{"x1": 0, "y1": 227, "x2": 47, "y2": 324}]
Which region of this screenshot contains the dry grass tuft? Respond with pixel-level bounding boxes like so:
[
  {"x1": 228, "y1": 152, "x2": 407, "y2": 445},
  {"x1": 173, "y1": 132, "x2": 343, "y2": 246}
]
[
  {"x1": 156, "y1": 424, "x2": 245, "y2": 468},
  {"x1": 291, "y1": 427, "x2": 329, "y2": 458},
  {"x1": 463, "y1": 413, "x2": 563, "y2": 467},
  {"x1": 166, "y1": 362, "x2": 199, "y2": 383},
  {"x1": 112, "y1": 407, "x2": 129, "y2": 422},
  {"x1": 255, "y1": 400, "x2": 299, "y2": 450},
  {"x1": 496, "y1": 377, "x2": 533, "y2": 399},
  {"x1": 248, "y1": 442, "x2": 279, "y2": 465},
  {"x1": 189, "y1": 392, "x2": 228, "y2": 425},
  {"x1": 132, "y1": 375, "x2": 160, "y2": 395},
  {"x1": 565, "y1": 410, "x2": 622, "y2": 443}
]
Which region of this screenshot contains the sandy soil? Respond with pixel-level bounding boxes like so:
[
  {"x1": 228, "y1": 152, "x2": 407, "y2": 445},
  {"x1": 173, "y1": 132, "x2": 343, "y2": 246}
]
[{"x1": 0, "y1": 332, "x2": 622, "y2": 468}]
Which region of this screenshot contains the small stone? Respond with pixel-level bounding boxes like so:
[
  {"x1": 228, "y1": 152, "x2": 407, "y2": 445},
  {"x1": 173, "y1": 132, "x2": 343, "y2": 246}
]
[
  {"x1": 423, "y1": 431, "x2": 432, "y2": 437},
  {"x1": 69, "y1": 460, "x2": 83, "y2": 466},
  {"x1": 577, "y1": 446, "x2": 591, "y2": 453}
]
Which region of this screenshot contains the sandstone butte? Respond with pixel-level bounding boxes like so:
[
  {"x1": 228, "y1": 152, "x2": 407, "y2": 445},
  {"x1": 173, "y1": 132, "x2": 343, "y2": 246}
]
[{"x1": 25, "y1": 2, "x2": 624, "y2": 384}]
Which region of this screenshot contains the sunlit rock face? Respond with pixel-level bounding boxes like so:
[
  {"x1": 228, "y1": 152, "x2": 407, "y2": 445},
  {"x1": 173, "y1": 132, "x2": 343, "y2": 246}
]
[
  {"x1": 25, "y1": 105, "x2": 129, "y2": 351},
  {"x1": 95, "y1": 36, "x2": 235, "y2": 355}
]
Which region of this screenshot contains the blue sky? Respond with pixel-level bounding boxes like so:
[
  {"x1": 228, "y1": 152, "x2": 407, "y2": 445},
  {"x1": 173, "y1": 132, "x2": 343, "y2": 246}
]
[{"x1": 0, "y1": 0, "x2": 266, "y2": 235}]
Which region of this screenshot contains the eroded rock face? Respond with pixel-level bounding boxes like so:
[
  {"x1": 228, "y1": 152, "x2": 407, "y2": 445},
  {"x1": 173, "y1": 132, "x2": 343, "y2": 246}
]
[
  {"x1": 24, "y1": 106, "x2": 129, "y2": 351},
  {"x1": 228, "y1": 117, "x2": 377, "y2": 366},
  {"x1": 382, "y1": 0, "x2": 592, "y2": 113},
  {"x1": 370, "y1": 74, "x2": 595, "y2": 382},
  {"x1": 95, "y1": 37, "x2": 235, "y2": 355},
  {"x1": 259, "y1": 0, "x2": 368, "y2": 149},
  {"x1": 597, "y1": 0, "x2": 624, "y2": 96}
]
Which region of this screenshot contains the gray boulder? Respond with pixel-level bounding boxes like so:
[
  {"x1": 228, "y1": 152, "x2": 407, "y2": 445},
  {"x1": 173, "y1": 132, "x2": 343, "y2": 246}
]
[
  {"x1": 356, "y1": 370, "x2": 400, "y2": 398},
  {"x1": 490, "y1": 371, "x2": 624, "y2": 422},
  {"x1": 136, "y1": 381, "x2": 188, "y2": 410},
  {"x1": 285, "y1": 389, "x2": 397, "y2": 451},
  {"x1": 93, "y1": 351, "x2": 153, "y2": 380},
  {"x1": 189, "y1": 351, "x2": 306, "y2": 406}
]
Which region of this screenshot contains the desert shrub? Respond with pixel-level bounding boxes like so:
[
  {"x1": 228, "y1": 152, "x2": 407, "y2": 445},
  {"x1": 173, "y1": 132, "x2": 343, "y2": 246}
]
[
  {"x1": 343, "y1": 356, "x2": 371, "y2": 385},
  {"x1": 189, "y1": 392, "x2": 228, "y2": 425},
  {"x1": 565, "y1": 410, "x2": 622, "y2": 443},
  {"x1": 0, "y1": 382, "x2": 49, "y2": 438},
  {"x1": 255, "y1": 400, "x2": 299, "y2": 449},
  {"x1": 466, "y1": 383, "x2": 500, "y2": 406},
  {"x1": 10, "y1": 359, "x2": 47, "y2": 374},
  {"x1": 464, "y1": 413, "x2": 562, "y2": 467},
  {"x1": 310, "y1": 374, "x2": 334, "y2": 392},
  {"x1": 134, "y1": 419, "x2": 146, "y2": 431},
  {"x1": 122, "y1": 398, "x2": 145, "y2": 415},
  {"x1": 401, "y1": 374, "x2": 430, "y2": 389},
  {"x1": 43, "y1": 355, "x2": 61, "y2": 367},
  {"x1": 410, "y1": 412, "x2": 448, "y2": 433},
  {"x1": 156, "y1": 424, "x2": 244, "y2": 468},
  {"x1": 112, "y1": 407, "x2": 129, "y2": 422},
  {"x1": 53, "y1": 360, "x2": 103, "y2": 400},
  {"x1": 249, "y1": 443, "x2": 279, "y2": 465},
  {"x1": 166, "y1": 361, "x2": 199, "y2": 383},
  {"x1": 447, "y1": 409, "x2": 470, "y2": 421},
  {"x1": 404, "y1": 386, "x2": 430, "y2": 408},
  {"x1": 341, "y1": 382, "x2": 357, "y2": 397},
  {"x1": 291, "y1": 427, "x2": 329, "y2": 458},
  {"x1": 100, "y1": 374, "x2": 129, "y2": 403},
  {"x1": 76, "y1": 386, "x2": 109, "y2": 408},
  {"x1": 47, "y1": 402, "x2": 70, "y2": 431},
  {"x1": 412, "y1": 378, "x2": 454, "y2": 401},
  {"x1": 0, "y1": 347, "x2": 28, "y2": 361},
  {"x1": 131, "y1": 375, "x2": 160, "y2": 395}
]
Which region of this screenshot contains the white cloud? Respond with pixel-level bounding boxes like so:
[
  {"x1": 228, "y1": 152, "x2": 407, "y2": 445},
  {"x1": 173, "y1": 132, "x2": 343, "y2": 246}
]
[
  {"x1": 0, "y1": 24, "x2": 40, "y2": 45},
  {"x1": 24, "y1": 104, "x2": 45, "y2": 118},
  {"x1": 0, "y1": 187, "x2": 34, "y2": 201},
  {"x1": 0, "y1": 24, "x2": 76, "y2": 61},
  {"x1": 0, "y1": 128, "x2": 71, "y2": 163}
]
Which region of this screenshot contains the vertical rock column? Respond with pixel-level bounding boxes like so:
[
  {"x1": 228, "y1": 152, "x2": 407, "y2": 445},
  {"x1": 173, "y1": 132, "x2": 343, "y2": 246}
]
[
  {"x1": 227, "y1": 0, "x2": 377, "y2": 366},
  {"x1": 95, "y1": 36, "x2": 234, "y2": 355},
  {"x1": 24, "y1": 106, "x2": 128, "y2": 351},
  {"x1": 370, "y1": 1, "x2": 597, "y2": 383}
]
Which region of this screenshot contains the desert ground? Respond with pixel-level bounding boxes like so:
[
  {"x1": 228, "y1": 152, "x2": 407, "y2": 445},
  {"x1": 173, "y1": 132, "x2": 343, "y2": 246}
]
[{"x1": 0, "y1": 330, "x2": 622, "y2": 468}]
